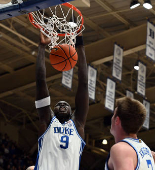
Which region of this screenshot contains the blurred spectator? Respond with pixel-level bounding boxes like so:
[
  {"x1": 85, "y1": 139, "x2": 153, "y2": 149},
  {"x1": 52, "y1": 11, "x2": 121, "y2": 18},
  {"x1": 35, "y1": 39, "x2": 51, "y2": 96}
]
[
  {"x1": 0, "y1": 132, "x2": 35, "y2": 170},
  {"x1": 0, "y1": 155, "x2": 3, "y2": 166},
  {"x1": 4, "y1": 145, "x2": 9, "y2": 154}
]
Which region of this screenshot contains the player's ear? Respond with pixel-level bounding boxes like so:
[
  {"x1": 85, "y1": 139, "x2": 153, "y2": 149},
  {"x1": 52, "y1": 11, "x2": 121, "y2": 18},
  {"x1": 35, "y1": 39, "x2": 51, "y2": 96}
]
[{"x1": 115, "y1": 116, "x2": 120, "y2": 125}]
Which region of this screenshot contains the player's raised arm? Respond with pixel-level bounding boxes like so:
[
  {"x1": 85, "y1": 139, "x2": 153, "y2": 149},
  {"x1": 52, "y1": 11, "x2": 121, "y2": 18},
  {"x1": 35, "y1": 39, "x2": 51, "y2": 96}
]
[
  {"x1": 35, "y1": 32, "x2": 53, "y2": 136},
  {"x1": 74, "y1": 35, "x2": 89, "y2": 139}
]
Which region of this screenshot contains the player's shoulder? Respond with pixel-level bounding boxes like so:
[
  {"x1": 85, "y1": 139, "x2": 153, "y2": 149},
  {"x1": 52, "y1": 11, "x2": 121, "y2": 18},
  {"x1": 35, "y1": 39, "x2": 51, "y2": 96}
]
[
  {"x1": 110, "y1": 141, "x2": 135, "y2": 156},
  {"x1": 111, "y1": 141, "x2": 131, "y2": 150},
  {"x1": 109, "y1": 142, "x2": 137, "y2": 170}
]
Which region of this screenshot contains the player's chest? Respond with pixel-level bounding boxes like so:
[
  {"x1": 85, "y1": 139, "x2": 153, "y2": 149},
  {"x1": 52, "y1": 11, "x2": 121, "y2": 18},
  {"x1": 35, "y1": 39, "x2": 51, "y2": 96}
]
[
  {"x1": 50, "y1": 120, "x2": 76, "y2": 137},
  {"x1": 48, "y1": 123, "x2": 76, "y2": 149}
]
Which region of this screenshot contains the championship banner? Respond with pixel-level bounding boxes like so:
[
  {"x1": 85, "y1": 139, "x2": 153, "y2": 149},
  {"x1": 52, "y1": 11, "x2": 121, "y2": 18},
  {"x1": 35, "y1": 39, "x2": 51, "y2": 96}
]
[
  {"x1": 88, "y1": 65, "x2": 97, "y2": 100},
  {"x1": 137, "y1": 61, "x2": 146, "y2": 97},
  {"x1": 112, "y1": 43, "x2": 123, "y2": 81},
  {"x1": 143, "y1": 99, "x2": 150, "y2": 130},
  {"x1": 62, "y1": 68, "x2": 73, "y2": 89},
  {"x1": 105, "y1": 78, "x2": 116, "y2": 112},
  {"x1": 146, "y1": 21, "x2": 155, "y2": 61},
  {"x1": 126, "y1": 90, "x2": 134, "y2": 99}
]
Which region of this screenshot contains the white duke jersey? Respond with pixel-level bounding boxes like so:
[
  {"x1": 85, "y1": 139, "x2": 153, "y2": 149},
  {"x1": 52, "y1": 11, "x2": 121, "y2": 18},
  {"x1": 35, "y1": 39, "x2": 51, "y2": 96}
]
[
  {"x1": 105, "y1": 138, "x2": 155, "y2": 170},
  {"x1": 34, "y1": 116, "x2": 85, "y2": 170}
]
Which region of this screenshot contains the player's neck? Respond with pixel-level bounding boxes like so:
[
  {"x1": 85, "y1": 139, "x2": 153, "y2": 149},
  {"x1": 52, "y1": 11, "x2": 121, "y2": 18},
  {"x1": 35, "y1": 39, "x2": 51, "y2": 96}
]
[
  {"x1": 55, "y1": 112, "x2": 71, "y2": 124},
  {"x1": 57, "y1": 116, "x2": 70, "y2": 124}
]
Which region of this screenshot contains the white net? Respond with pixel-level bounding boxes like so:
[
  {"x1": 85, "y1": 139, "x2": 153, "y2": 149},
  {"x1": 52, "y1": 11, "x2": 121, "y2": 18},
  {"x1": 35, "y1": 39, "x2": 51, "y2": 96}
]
[{"x1": 29, "y1": 3, "x2": 85, "y2": 49}]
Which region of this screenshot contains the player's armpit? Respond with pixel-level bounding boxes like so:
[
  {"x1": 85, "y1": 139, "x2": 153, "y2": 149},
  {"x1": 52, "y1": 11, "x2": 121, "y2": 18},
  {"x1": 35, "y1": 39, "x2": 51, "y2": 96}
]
[
  {"x1": 73, "y1": 118, "x2": 85, "y2": 139},
  {"x1": 37, "y1": 106, "x2": 53, "y2": 136},
  {"x1": 110, "y1": 142, "x2": 136, "y2": 170}
]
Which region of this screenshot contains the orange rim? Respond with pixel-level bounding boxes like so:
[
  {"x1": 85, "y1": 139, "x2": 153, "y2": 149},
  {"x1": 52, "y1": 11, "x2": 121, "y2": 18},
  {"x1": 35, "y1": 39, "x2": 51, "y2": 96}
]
[{"x1": 28, "y1": 2, "x2": 84, "y2": 36}]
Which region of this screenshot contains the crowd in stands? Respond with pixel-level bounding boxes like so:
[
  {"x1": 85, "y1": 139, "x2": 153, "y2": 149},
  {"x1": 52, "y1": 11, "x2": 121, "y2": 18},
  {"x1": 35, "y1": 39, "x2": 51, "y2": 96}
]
[{"x1": 0, "y1": 133, "x2": 35, "y2": 170}]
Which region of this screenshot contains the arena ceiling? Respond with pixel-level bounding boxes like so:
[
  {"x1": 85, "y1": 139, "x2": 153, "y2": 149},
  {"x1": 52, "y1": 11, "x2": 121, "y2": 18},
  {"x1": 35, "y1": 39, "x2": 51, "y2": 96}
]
[{"x1": 0, "y1": 0, "x2": 155, "y2": 169}]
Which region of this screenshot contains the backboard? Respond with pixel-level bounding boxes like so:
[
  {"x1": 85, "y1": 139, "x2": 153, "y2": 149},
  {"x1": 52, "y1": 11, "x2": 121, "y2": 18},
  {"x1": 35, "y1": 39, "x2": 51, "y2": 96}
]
[
  {"x1": 0, "y1": 0, "x2": 90, "y2": 21},
  {"x1": 0, "y1": 0, "x2": 72, "y2": 20}
]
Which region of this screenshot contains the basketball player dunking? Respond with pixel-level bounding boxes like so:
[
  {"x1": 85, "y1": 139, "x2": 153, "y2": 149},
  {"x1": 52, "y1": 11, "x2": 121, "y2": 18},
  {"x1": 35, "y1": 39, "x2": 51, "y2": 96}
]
[
  {"x1": 105, "y1": 97, "x2": 155, "y2": 170},
  {"x1": 34, "y1": 32, "x2": 89, "y2": 170}
]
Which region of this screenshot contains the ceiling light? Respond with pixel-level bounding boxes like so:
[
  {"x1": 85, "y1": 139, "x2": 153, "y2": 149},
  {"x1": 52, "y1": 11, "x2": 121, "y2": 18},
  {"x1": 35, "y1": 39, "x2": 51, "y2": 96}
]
[
  {"x1": 102, "y1": 139, "x2": 108, "y2": 145},
  {"x1": 31, "y1": 51, "x2": 36, "y2": 55},
  {"x1": 130, "y1": 0, "x2": 140, "y2": 9},
  {"x1": 143, "y1": 0, "x2": 152, "y2": 9},
  {"x1": 134, "y1": 61, "x2": 139, "y2": 70},
  {"x1": 134, "y1": 65, "x2": 139, "y2": 70}
]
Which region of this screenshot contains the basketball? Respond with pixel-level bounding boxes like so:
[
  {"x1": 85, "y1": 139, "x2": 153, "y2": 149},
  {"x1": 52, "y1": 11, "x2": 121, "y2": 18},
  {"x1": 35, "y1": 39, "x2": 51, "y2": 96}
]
[{"x1": 49, "y1": 44, "x2": 78, "y2": 71}]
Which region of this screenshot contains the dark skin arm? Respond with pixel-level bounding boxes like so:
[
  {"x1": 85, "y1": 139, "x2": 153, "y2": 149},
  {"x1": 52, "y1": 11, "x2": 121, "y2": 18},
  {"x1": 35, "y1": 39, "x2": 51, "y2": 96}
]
[
  {"x1": 36, "y1": 32, "x2": 54, "y2": 137},
  {"x1": 73, "y1": 35, "x2": 89, "y2": 140},
  {"x1": 151, "y1": 151, "x2": 155, "y2": 162}
]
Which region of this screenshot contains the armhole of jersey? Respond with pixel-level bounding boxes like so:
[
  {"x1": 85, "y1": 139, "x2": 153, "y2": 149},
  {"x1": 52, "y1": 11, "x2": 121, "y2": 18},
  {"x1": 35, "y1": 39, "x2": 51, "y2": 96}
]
[
  {"x1": 38, "y1": 116, "x2": 56, "y2": 141},
  {"x1": 70, "y1": 119, "x2": 86, "y2": 146},
  {"x1": 105, "y1": 153, "x2": 110, "y2": 170},
  {"x1": 121, "y1": 139, "x2": 140, "y2": 170}
]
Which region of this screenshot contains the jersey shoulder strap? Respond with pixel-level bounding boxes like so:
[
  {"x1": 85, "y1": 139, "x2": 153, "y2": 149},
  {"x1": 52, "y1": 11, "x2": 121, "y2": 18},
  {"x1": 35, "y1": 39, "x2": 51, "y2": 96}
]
[{"x1": 38, "y1": 116, "x2": 57, "y2": 141}]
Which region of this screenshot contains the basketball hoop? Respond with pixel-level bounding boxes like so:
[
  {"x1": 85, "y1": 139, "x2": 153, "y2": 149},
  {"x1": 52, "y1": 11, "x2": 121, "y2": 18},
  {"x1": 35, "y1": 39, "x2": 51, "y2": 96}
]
[{"x1": 28, "y1": 2, "x2": 84, "y2": 49}]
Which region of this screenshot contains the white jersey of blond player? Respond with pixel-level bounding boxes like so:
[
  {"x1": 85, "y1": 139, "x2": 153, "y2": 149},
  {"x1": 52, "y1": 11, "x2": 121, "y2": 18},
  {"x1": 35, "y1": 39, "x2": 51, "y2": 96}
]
[
  {"x1": 105, "y1": 138, "x2": 155, "y2": 170},
  {"x1": 34, "y1": 116, "x2": 85, "y2": 170}
]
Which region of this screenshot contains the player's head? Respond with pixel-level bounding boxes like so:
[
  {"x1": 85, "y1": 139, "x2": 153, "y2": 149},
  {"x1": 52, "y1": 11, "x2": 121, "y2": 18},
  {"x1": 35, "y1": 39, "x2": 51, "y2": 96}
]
[
  {"x1": 54, "y1": 101, "x2": 72, "y2": 120},
  {"x1": 26, "y1": 166, "x2": 35, "y2": 170},
  {"x1": 110, "y1": 97, "x2": 146, "y2": 136}
]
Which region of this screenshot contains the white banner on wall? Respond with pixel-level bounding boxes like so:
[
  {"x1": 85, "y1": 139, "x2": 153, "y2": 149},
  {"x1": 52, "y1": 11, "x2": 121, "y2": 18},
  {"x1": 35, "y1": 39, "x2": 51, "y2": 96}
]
[
  {"x1": 143, "y1": 99, "x2": 150, "y2": 130},
  {"x1": 146, "y1": 21, "x2": 155, "y2": 61},
  {"x1": 62, "y1": 68, "x2": 73, "y2": 89},
  {"x1": 88, "y1": 65, "x2": 97, "y2": 100},
  {"x1": 105, "y1": 78, "x2": 116, "y2": 112},
  {"x1": 126, "y1": 90, "x2": 134, "y2": 99},
  {"x1": 137, "y1": 62, "x2": 146, "y2": 97},
  {"x1": 112, "y1": 44, "x2": 123, "y2": 81}
]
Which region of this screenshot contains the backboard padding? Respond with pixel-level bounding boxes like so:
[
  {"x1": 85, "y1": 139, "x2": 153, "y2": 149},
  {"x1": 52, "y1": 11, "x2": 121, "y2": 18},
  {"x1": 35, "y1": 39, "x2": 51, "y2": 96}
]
[{"x1": 0, "y1": 0, "x2": 72, "y2": 20}]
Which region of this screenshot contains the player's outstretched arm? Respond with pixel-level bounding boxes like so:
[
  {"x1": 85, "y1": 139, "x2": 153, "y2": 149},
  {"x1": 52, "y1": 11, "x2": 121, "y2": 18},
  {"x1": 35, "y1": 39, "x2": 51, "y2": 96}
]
[
  {"x1": 74, "y1": 34, "x2": 89, "y2": 139},
  {"x1": 36, "y1": 32, "x2": 53, "y2": 136}
]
